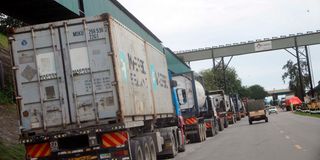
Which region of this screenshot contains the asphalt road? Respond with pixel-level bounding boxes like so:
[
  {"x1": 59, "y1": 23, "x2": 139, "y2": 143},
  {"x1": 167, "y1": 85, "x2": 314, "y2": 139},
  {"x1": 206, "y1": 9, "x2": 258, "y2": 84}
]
[{"x1": 172, "y1": 111, "x2": 320, "y2": 160}]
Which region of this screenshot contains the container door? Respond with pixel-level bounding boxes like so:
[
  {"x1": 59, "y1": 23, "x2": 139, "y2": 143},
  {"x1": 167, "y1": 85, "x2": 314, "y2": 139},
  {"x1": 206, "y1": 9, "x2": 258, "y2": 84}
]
[
  {"x1": 13, "y1": 27, "x2": 70, "y2": 131},
  {"x1": 60, "y1": 20, "x2": 118, "y2": 124}
]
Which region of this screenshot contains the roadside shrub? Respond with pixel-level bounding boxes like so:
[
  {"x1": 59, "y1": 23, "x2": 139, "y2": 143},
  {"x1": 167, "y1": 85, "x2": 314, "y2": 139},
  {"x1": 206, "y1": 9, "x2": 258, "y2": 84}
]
[{"x1": 0, "y1": 85, "x2": 14, "y2": 104}]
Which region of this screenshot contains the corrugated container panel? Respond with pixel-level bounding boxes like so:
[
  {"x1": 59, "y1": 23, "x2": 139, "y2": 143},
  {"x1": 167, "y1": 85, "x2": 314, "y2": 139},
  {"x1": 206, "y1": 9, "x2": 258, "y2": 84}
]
[
  {"x1": 12, "y1": 15, "x2": 174, "y2": 133},
  {"x1": 109, "y1": 17, "x2": 174, "y2": 116},
  {"x1": 82, "y1": 0, "x2": 163, "y2": 52},
  {"x1": 164, "y1": 48, "x2": 191, "y2": 74},
  {"x1": 55, "y1": 0, "x2": 80, "y2": 15}
]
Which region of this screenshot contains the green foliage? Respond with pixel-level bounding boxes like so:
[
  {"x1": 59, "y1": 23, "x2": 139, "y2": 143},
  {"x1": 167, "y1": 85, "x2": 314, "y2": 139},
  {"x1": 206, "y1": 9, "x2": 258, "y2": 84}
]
[
  {"x1": 0, "y1": 140, "x2": 25, "y2": 160},
  {"x1": 0, "y1": 85, "x2": 14, "y2": 104},
  {"x1": 282, "y1": 59, "x2": 310, "y2": 98},
  {"x1": 200, "y1": 66, "x2": 242, "y2": 94},
  {"x1": 0, "y1": 33, "x2": 8, "y2": 48},
  {"x1": 200, "y1": 66, "x2": 267, "y2": 99},
  {"x1": 246, "y1": 85, "x2": 268, "y2": 99},
  {"x1": 238, "y1": 86, "x2": 250, "y2": 98},
  {"x1": 294, "y1": 111, "x2": 320, "y2": 119},
  {"x1": 0, "y1": 13, "x2": 25, "y2": 34}
]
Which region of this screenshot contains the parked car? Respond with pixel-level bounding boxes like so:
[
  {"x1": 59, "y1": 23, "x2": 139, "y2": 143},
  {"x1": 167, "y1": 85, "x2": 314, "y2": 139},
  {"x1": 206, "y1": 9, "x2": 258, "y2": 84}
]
[{"x1": 268, "y1": 106, "x2": 278, "y2": 114}]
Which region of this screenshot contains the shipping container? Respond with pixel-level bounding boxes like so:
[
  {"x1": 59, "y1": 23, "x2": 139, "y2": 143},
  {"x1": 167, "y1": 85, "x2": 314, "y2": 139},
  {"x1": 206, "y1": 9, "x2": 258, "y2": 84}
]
[{"x1": 11, "y1": 14, "x2": 184, "y2": 159}]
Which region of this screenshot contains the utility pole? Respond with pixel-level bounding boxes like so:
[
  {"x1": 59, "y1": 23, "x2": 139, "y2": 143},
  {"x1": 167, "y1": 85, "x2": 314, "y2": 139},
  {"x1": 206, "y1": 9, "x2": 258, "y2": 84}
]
[
  {"x1": 294, "y1": 37, "x2": 305, "y2": 101},
  {"x1": 222, "y1": 57, "x2": 227, "y2": 93},
  {"x1": 305, "y1": 46, "x2": 314, "y2": 98}
]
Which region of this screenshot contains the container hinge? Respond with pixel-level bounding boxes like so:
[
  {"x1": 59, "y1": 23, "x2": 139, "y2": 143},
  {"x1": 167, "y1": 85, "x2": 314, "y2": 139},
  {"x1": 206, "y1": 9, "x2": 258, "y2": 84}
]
[
  {"x1": 12, "y1": 66, "x2": 19, "y2": 70},
  {"x1": 16, "y1": 96, "x2": 22, "y2": 100},
  {"x1": 111, "y1": 81, "x2": 117, "y2": 86},
  {"x1": 8, "y1": 36, "x2": 15, "y2": 41},
  {"x1": 108, "y1": 52, "x2": 114, "y2": 56}
]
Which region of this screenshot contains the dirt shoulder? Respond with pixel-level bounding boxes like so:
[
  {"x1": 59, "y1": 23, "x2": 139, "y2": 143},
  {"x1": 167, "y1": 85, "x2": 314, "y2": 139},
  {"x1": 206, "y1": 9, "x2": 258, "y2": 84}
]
[{"x1": 0, "y1": 104, "x2": 20, "y2": 144}]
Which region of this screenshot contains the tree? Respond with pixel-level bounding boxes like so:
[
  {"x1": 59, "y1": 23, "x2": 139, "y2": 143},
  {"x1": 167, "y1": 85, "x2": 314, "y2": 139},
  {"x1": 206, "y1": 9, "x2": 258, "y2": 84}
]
[
  {"x1": 0, "y1": 13, "x2": 25, "y2": 34},
  {"x1": 282, "y1": 59, "x2": 309, "y2": 98},
  {"x1": 200, "y1": 67, "x2": 267, "y2": 99},
  {"x1": 246, "y1": 85, "x2": 268, "y2": 99},
  {"x1": 200, "y1": 66, "x2": 242, "y2": 94}
]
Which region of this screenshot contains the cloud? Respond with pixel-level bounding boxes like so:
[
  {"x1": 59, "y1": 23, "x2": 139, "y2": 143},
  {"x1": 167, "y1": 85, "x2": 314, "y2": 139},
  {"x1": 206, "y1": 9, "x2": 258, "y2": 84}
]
[{"x1": 117, "y1": 0, "x2": 320, "y2": 90}]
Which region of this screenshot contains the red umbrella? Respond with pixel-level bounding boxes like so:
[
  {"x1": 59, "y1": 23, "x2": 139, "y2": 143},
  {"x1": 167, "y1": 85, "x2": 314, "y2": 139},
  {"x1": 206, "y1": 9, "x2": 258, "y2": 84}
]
[{"x1": 285, "y1": 96, "x2": 302, "y2": 106}]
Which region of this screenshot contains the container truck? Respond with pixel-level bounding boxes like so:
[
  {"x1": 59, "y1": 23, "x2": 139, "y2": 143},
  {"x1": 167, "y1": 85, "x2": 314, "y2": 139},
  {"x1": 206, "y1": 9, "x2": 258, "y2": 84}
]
[
  {"x1": 206, "y1": 90, "x2": 230, "y2": 129},
  {"x1": 231, "y1": 94, "x2": 243, "y2": 121},
  {"x1": 246, "y1": 99, "x2": 268, "y2": 125},
  {"x1": 225, "y1": 95, "x2": 237, "y2": 124},
  {"x1": 206, "y1": 93, "x2": 224, "y2": 132},
  {"x1": 10, "y1": 14, "x2": 186, "y2": 160},
  {"x1": 172, "y1": 71, "x2": 209, "y2": 142}
]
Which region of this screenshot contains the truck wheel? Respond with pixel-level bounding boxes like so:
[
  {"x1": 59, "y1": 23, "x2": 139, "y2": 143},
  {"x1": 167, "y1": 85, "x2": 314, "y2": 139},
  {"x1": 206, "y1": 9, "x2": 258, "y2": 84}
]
[
  {"x1": 215, "y1": 119, "x2": 219, "y2": 135},
  {"x1": 192, "y1": 124, "x2": 202, "y2": 143},
  {"x1": 130, "y1": 140, "x2": 143, "y2": 160},
  {"x1": 146, "y1": 136, "x2": 157, "y2": 160},
  {"x1": 224, "y1": 117, "x2": 229, "y2": 128},
  {"x1": 167, "y1": 131, "x2": 178, "y2": 158},
  {"x1": 218, "y1": 119, "x2": 224, "y2": 131},
  {"x1": 178, "y1": 136, "x2": 186, "y2": 152},
  {"x1": 206, "y1": 122, "x2": 214, "y2": 137},
  {"x1": 265, "y1": 117, "x2": 269, "y2": 123},
  {"x1": 249, "y1": 119, "x2": 252, "y2": 125},
  {"x1": 229, "y1": 117, "x2": 234, "y2": 124},
  {"x1": 138, "y1": 137, "x2": 151, "y2": 160}
]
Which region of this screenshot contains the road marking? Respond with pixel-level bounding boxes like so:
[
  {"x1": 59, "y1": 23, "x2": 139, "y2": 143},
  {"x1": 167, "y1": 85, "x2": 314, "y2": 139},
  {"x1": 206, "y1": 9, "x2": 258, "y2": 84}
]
[
  {"x1": 294, "y1": 144, "x2": 302, "y2": 150},
  {"x1": 280, "y1": 130, "x2": 284, "y2": 134},
  {"x1": 285, "y1": 135, "x2": 290, "y2": 139}
]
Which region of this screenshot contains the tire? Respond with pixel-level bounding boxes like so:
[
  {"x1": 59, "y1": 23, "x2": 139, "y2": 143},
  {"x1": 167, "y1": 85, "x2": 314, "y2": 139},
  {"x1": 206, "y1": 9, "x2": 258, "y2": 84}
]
[
  {"x1": 146, "y1": 136, "x2": 157, "y2": 160},
  {"x1": 224, "y1": 117, "x2": 229, "y2": 128},
  {"x1": 265, "y1": 117, "x2": 269, "y2": 123},
  {"x1": 138, "y1": 137, "x2": 151, "y2": 160},
  {"x1": 178, "y1": 135, "x2": 186, "y2": 152},
  {"x1": 166, "y1": 131, "x2": 178, "y2": 158},
  {"x1": 215, "y1": 119, "x2": 219, "y2": 135},
  {"x1": 249, "y1": 119, "x2": 252, "y2": 125},
  {"x1": 229, "y1": 119, "x2": 234, "y2": 124},
  {"x1": 206, "y1": 121, "x2": 215, "y2": 137},
  {"x1": 192, "y1": 124, "x2": 202, "y2": 143},
  {"x1": 130, "y1": 140, "x2": 143, "y2": 160},
  {"x1": 218, "y1": 118, "x2": 224, "y2": 131}
]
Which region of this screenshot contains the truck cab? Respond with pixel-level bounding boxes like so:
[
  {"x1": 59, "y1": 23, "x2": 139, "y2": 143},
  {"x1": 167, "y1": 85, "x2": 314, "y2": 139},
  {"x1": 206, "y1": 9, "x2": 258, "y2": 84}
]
[{"x1": 206, "y1": 90, "x2": 229, "y2": 130}]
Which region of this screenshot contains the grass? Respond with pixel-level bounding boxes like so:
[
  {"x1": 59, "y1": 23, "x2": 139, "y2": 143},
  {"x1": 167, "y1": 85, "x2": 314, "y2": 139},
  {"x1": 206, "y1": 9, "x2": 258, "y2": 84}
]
[
  {"x1": 294, "y1": 111, "x2": 320, "y2": 119},
  {"x1": 0, "y1": 85, "x2": 14, "y2": 105},
  {"x1": 0, "y1": 140, "x2": 25, "y2": 160}
]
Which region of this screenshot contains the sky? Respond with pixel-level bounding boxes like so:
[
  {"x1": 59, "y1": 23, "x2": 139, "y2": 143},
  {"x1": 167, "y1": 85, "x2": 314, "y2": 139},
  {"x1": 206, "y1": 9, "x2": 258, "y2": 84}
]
[{"x1": 117, "y1": 0, "x2": 320, "y2": 91}]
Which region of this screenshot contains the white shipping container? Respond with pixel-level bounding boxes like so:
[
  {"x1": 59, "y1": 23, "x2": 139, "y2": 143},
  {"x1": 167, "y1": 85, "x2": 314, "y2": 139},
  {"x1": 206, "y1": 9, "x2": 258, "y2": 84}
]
[{"x1": 11, "y1": 14, "x2": 174, "y2": 134}]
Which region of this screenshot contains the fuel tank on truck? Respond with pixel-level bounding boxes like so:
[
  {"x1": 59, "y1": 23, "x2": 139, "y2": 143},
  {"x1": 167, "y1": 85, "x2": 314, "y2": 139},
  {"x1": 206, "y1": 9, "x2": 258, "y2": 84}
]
[{"x1": 173, "y1": 75, "x2": 206, "y2": 110}]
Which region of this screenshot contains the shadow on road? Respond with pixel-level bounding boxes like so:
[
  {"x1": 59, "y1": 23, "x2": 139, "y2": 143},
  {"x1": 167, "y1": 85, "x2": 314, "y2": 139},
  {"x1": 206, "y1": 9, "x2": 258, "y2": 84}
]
[{"x1": 250, "y1": 121, "x2": 268, "y2": 125}]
